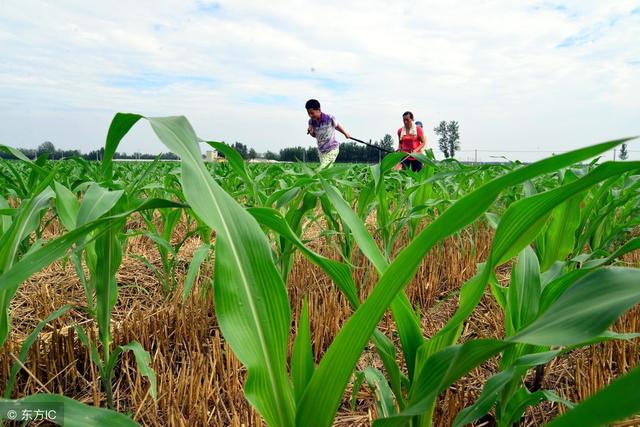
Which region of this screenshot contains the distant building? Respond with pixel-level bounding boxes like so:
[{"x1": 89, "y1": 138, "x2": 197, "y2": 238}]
[{"x1": 205, "y1": 150, "x2": 218, "y2": 162}]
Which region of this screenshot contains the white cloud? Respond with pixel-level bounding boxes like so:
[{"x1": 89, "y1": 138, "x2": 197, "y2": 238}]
[{"x1": 0, "y1": 0, "x2": 638, "y2": 161}]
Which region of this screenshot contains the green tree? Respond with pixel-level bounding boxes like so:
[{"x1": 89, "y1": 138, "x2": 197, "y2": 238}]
[
  {"x1": 434, "y1": 121, "x2": 461, "y2": 158},
  {"x1": 381, "y1": 134, "x2": 394, "y2": 152},
  {"x1": 265, "y1": 151, "x2": 279, "y2": 161},
  {"x1": 279, "y1": 146, "x2": 306, "y2": 162},
  {"x1": 434, "y1": 121, "x2": 449, "y2": 158},
  {"x1": 306, "y1": 147, "x2": 319, "y2": 162},
  {"x1": 447, "y1": 121, "x2": 460, "y2": 158},
  {"x1": 37, "y1": 141, "x2": 56, "y2": 157}
]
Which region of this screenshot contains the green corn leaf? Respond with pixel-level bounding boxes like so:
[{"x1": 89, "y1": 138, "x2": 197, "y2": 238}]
[
  {"x1": 485, "y1": 212, "x2": 501, "y2": 230},
  {"x1": 436, "y1": 159, "x2": 640, "y2": 345},
  {"x1": 205, "y1": 141, "x2": 251, "y2": 183},
  {"x1": 414, "y1": 323, "x2": 464, "y2": 380},
  {"x1": 27, "y1": 153, "x2": 50, "y2": 190},
  {"x1": 487, "y1": 266, "x2": 508, "y2": 312},
  {"x1": 410, "y1": 324, "x2": 464, "y2": 424},
  {"x1": 279, "y1": 192, "x2": 317, "y2": 283},
  {"x1": 0, "y1": 199, "x2": 182, "y2": 299},
  {"x1": 0, "y1": 217, "x2": 13, "y2": 235},
  {"x1": 248, "y1": 207, "x2": 359, "y2": 307},
  {"x1": 509, "y1": 267, "x2": 640, "y2": 346},
  {"x1": 321, "y1": 180, "x2": 424, "y2": 380},
  {"x1": 0, "y1": 144, "x2": 33, "y2": 162},
  {"x1": 275, "y1": 187, "x2": 302, "y2": 209},
  {"x1": 582, "y1": 236, "x2": 640, "y2": 269},
  {"x1": 94, "y1": 223, "x2": 123, "y2": 349},
  {"x1": 507, "y1": 246, "x2": 541, "y2": 333},
  {"x1": 364, "y1": 367, "x2": 397, "y2": 418},
  {"x1": 182, "y1": 243, "x2": 211, "y2": 301},
  {"x1": 297, "y1": 138, "x2": 635, "y2": 427},
  {"x1": 0, "y1": 183, "x2": 56, "y2": 346},
  {"x1": 53, "y1": 181, "x2": 80, "y2": 231},
  {"x1": 540, "y1": 261, "x2": 566, "y2": 287},
  {"x1": 127, "y1": 156, "x2": 162, "y2": 195},
  {"x1": 74, "y1": 325, "x2": 104, "y2": 374},
  {"x1": 502, "y1": 387, "x2": 574, "y2": 425},
  {"x1": 492, "y1": 162, "x2": 640, "y2": 267},
  {"x1": 0, "y1": 159, "x2": 28, "y2": 198},
  {"x1": 250, "y1": 203, "x2": 407, "y2": 407},
  {"x1": 453, "y1": 350, "x2": 560, "y2": 427},
  {"x1": 351, "y1": 371, "x2": 366, "y2": 411},
  {"x1": 540, "y1": 172, "x2": 583, "y2": 271},
  {"x1": 0, "y1": 187, "x2": 54, "y2": 273},
  {"x1": 4, "y1": 305, "x2": 73, "y2": 398},
  {"x1": 0, "y1": 393, "x2": 140, "y2": 426},
  {"x1": 76, "y1": 183, "x2": 124, "y2": 227},
  {"x1": 161, "y1": 208, "x2": 183, "y2": 242},
  {"x1": 291, "y1": 298, "x2": 314, "y2": 405},
  {"x1": 101, "y1": 112, "x2": 143, "y2": 181},
  {"x1": 373, "y1": 340, "x2": 509, "y2": 427},
  {"x1": 129, "y1": 254, "x2": 161, "y2": 280},
  {"x1": 320, "y1": 181, "x2": 387, "y2": 270},
  {"x1": 357, "y1": 180, "x2": 376, "y2": 219},
  {"x1": 141, "y1": 231, "x2": 176, "y2": 257},
  {"x1": 0, "y1": 164, "x2": 59, "y2": 270},
  {"x1": 371, "y1": 330, "x2": 406, "y2": 410},
  {"x1": 380, "y1": 152, "x2": 408, "y2": 173},
  {"x1": 265, "y1": 187, "x2": 299, "y2": 209},
  {"x1": 546, "y1": 364, "x2": 640, "y2": 427},
  {"x1": 117, "y1": 341, "x2": 157, "y2": 400},
  {"x1": 539, "y1": 268, "x2": 591, "y2": 313},
  {"x1": 148, "y1": 116, "x2": 295, "y2": 427}
]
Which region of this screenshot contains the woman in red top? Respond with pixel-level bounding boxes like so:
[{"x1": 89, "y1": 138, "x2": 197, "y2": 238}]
[{"x1": 397, "y1": 111, "x2": 426, "y2": 172}]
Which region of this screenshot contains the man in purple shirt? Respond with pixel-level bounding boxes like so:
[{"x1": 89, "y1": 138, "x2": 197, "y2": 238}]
[{"x1": 306, "y1": 99, "x2": 350, "y2": 169}]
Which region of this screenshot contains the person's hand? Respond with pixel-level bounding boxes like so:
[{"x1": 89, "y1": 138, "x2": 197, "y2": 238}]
[{"x1": 344, "y1": 132, "x2": 351, "y2": 140}]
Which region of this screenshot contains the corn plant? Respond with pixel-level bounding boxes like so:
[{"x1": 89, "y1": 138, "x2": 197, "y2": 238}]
[
  {"x1": 120, "y1": 112, "x2": 640, "y2": 426},
  {"x1": 0, "y1": 126, "x2": 189, "y2": 420},
  {"x1": 0, "y1": 150, "x2": 170, "y2": 425}
]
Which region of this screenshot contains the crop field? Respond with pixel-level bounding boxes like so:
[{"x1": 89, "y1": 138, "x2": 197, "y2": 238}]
[{"x1": 0, "y1": 114, "x2": 639, "y2": 426}]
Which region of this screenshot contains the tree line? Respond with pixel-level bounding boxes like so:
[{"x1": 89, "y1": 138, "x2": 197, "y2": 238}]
[{"x1": 0, "y1": 141, "x2": 178, "y2": 160}]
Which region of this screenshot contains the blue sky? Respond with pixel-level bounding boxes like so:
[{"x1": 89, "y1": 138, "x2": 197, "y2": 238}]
[{"x1": 1, "y1": 0, "x2": 639, "y2": 161}]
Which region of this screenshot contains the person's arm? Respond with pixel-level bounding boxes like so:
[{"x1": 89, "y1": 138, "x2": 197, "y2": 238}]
[
  {"x1": 416, "y1": 128, "x2": 426, "y2": 153},
  {"x1": 335, "y1": 123, "x2": 350, "y2": 140},
  {"x1": 307, "y1": 124, "x2": 316, "y2": 137}
]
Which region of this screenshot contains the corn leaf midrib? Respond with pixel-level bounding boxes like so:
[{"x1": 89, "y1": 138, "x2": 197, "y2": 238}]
[{"x1": 149, "y1": 117, "x2": 291, "y2": 425}]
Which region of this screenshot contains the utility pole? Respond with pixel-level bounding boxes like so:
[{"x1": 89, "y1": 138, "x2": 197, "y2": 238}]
[
  {"x1": 613, "y1": 148, "x2": 617, "y2": 161},
  {"x1": 474, "y1": 149, "x2": 478, "y2": 165}
]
